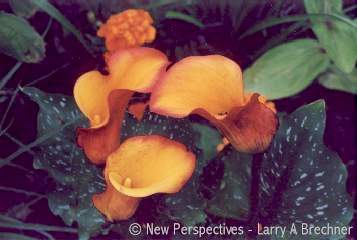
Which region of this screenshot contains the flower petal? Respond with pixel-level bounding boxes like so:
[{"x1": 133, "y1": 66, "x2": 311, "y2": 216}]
[
  {"x1": 244, "y1": 92, "x2": 277, "y2": 113},
  {"x1": 195, "y1": 94, "x2": 278, "y2": 153},
  {"x1": 106, "y1": 135, "x2": 196, "y2": 197},
  {"x1": 73, "y1": 71, "x2": 111, "y2": 127},
  {"x1": 74, "y1": 48, "x2": 168, "y2": 127},
  {"x1": 150, "y1": 55, "x2": 244, "y2": 117},
  {"x1": 77, "y1": 90, "x2": 132, "y2": 164},
  {"x1": 74, "y1": 48, "x2": 168, "y2": 163},
  {"x1": 93, "y1": 181, "x2": 140, "y2": 221},
  {"x1": 107, "y1": 47, "x2": 169, "y2": 93},
  {"x1": 128, "y1": 101, "x2": 148, "y2": 121}
]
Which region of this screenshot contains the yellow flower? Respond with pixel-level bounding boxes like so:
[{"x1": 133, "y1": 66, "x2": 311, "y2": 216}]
[
  {"x1": 97, "y1": 9, "x2": 156, "y2": 52},
  {"x1": 150, "y1": 55, "x2": 278, "y2": 153},
  {"x1": 73, "y1": 47, "x2": 168, "y2": 164},
  {"x1": 93, "y1": 135, "x2": 196, "y2": 221}
]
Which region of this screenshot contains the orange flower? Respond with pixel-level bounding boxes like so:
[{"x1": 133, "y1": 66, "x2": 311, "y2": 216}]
[
  {"x1": 73, "y1": 47, "x2": 168, "y2": 164},
  {"x1": 128, "y1": 100, "x2": 149, "y2": 121},
  {"x1": 150, "y1": 55, "x2": 278, "y2": 153},
  {"x1": 93, "y1": 135, "x2": 196, "y2": 221},
  {"x1": 97, "y1": 9, "x2": 156, "y2": 52}
]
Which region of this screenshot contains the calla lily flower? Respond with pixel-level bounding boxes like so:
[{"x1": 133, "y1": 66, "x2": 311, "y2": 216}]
[
  {"x1": 93, "y1": 135, "x2": 196, "y2": 221},
  {"x1": 74, "y1": 48, "x2": 168, "y2": 164},
  {"x1": 150, "y1": 55, "x2": 278, "y2": 153}
]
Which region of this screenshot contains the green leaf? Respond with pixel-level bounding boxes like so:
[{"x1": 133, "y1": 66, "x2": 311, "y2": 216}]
[
  {"x1": 207, "y1": 148, "x2": 251, "y2": 221},
  {"x1": 319, "y1": 68, "x2": 357, "y2": 94},
  {"x1": 9, "y1": 0, "x2": 38, "y2": 18},
  {"x1": 304, "y1": 0, "x2": 357, "y2": 73},
  {"x1": 0, "y1": 12, "x2": 45, "y2": 62},
  {"x1": 0, "y1": 233, "x2": 37, "y2": 240},
  {"x1": 259, "y1": 100, "x2": 353, "y2": 239},
  {"x1": 121, "y1": 110, "x2": 196, "y2": 148},
  {"x1": 191, "y1": 123, "x2": 222, "y2": 162},
  {"x1": 22, "y1": 87, "x2": 105, "y2": 240},
  {"x1": 244, "y1": 39, "x2": 329, "y2": 100},
  {"x1": 165, "y1": 11, "x2": 204, "y2": 28},
  {"x1": 28, "y1": 0, "x2": 92, "y2": 54}
]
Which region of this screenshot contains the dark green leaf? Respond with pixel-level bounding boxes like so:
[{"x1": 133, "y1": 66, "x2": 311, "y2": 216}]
[
  {"x1": 319, "y1": 68, "x2": 357, "y2": 94},
  {"x1": 244, "y1": 39, "x2": 329, "y2": 100},
  {"x1": 165, "y1": 11, "x2": 204, "y2": 28},
  {"x1": 28, "y1": 0, "x2": 92, "y2": 54},
  {"x1": 304, "y1": 0, "x2": 357, "y2": 73},
  {"x1": 156, "y1": 123, "x2": 213, "y2": 227},
  {"x1": 22, "y1": 87, "x2": 105, "y2": 240},
  {"x1": 9, "y1": 0, "x2": 38, "y2": 18},
  {"x1": 259, "y1": 100, "x2": 353, "y2": 239},
  {"x1": 0, "y1": 12, "x2": 45, "y2": 62},
  {"x1": 191, "y1": 123, "x2": 222, "y2": 163},
  {"x1": 121, "y1": 110, "x2": 195, "y2": 149},
  {"x1": 207, "y1": 148, "x2": 251, "y2": 221}
]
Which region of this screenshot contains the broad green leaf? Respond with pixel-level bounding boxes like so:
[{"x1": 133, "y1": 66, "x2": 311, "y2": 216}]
[
  {"x1": 23, "y1": 87, "x2": 200, "y2": 236},
  {"x1": 244, "y1": 39, "x2": 329, "y2": 100},
  {"x1": 304, "y1": 0, "x2": 342, "y2": 13},
  {"x1": 162, "y1": 175, "x2": 207, "y2": 227},
  {"x1": 304, "y1": 0, "x2": 357, "y2": 73},
  {"x1": 319, "y1": 68, "x2": 357, "y2": 94},
  {"x1": 0, "y1": 12, "x2": 45, "y2": 62},
  {"x1": 9, "y1": 0, "x2": 38, "y2": 18},
  {"x1": 22, "y1": 87, "x2": 105, "y2": 240},
  {"x1": 259, "y1": 100, "x2": 353, "y2": 239},
  {"x1": 28, "y1": 0, "x2": 92, "y2": 54},
  {"x1": 207, "y1": 147, "x2": 251, "y2": 221}
]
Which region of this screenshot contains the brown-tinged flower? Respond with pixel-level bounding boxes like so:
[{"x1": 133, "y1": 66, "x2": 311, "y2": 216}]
[{"x1": 150, "y1": 55, "x2": 278, "y2": 153}]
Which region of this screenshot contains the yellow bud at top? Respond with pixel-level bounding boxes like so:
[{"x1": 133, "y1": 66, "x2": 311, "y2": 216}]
[{"x1": 97, "y1": 9, "x2": 156, "y2": 52}]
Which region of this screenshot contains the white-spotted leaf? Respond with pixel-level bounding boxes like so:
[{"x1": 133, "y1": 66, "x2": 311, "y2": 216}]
[
  {"x1": 22, "y1": 87, "x2": 105, "y2": 240},
  {"x1": 259, "y1": 100, "x2": 353, "y2": 239},
  {"x1": 207, "y1": 148, "x2": 251, "y2": 221}
]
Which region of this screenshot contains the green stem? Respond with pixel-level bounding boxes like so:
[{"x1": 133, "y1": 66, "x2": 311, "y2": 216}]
[
  {"x1": 0, "y1": 186, "x2": 45, "y2": 197},
  {"x1": 25, "y1": 63, "x2": 71, "y2": 87},
  {"x1": 344, "y1": 4, "x2": 357, "y2": 14},
  {"x1": 0, "y1": 116, "x2": 81, "y2": 168},
  {"x1": 0, "y1": 87, "x2": 20, "y2": 129},
  {"x1": 0, "y1": 62, "x2": 22, "y2": 90},
  {"x1": 4, "y1": 132, "x2": 35, "y2": 155},
  {"x1": 7, "y1": 163, "x2": 35, "y2": 173},
  {"x1": 0, "y1": 218, "x2": 77, "y2": 233}
]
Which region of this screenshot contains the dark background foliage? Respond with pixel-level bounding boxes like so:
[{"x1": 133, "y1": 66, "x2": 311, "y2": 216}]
[{"x1": 0, "y1": 0, "x2": 356, "y2": 239}]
